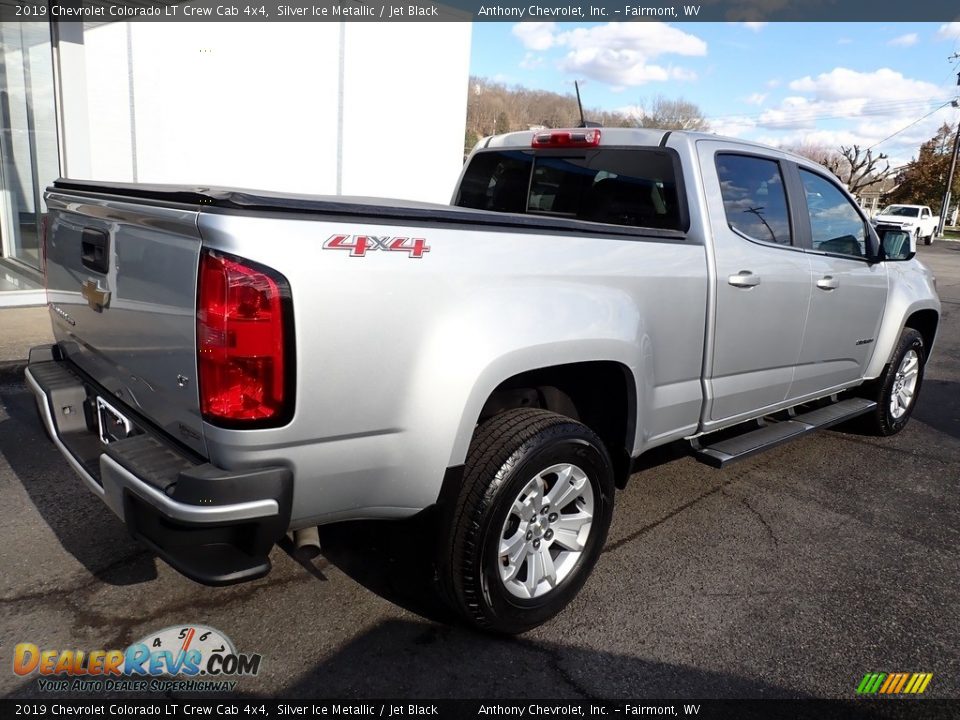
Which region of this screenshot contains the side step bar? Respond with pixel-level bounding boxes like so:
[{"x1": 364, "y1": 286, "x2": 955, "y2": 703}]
[{"x1": 691, "y1": 397, "x2": 876, "y2": 468}]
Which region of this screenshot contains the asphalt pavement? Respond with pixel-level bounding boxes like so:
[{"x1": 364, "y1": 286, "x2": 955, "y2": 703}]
[{"x1": 1, "y1": 244, "x2": 958, "y2": 701}]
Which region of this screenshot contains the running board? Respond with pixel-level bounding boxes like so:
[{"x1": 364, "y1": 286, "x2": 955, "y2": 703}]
[{"x1": 691, "y1": 397, "x2": 876, "y2": 468}]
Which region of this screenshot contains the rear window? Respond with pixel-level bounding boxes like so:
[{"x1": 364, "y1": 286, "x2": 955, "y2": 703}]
[
  {"x1": 882, "y1": 206, "x2": 919, "y2": 217},
  {"x1": 455, "y1": 149, "x2": 685, "y2": 231}
]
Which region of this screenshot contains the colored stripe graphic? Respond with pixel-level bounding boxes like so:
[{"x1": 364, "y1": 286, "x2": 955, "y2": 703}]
[
  {"x1": 880, "y1": 673, "x2": 907, "y2": 693},
  {"x1": 857, "y1": 673, "x2": 885, "y2": 694},
  {"x1": 856, "y1": 672, "x2": 932, "y2": 695}
]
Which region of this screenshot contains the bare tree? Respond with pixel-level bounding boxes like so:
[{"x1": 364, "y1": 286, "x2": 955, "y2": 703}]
[
  {"x1": 782, "y1": 143, "x2": 843, "y2": 168},
  {"x1": 633, "y1": 96, "x2": 710, "y2": 132},
  {"x1": 465, "y1": 77, "x2": 686, "y2": 139},
  {"x1": 827, "y1": 145, "x2": 895, "y2": 196},
  {"x1": 784, "y1": 142, "x2": 896, "y2": 196}
]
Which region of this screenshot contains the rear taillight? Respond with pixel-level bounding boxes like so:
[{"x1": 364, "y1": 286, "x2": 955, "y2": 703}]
[{"x1": 197, "y1": 250, "x2": 293, "y2": 426}]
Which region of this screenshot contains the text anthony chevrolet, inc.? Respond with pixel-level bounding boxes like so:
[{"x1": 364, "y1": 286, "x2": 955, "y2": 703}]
[{"x1": 475, "y1": 4, "x2": 702, "y2": 17}]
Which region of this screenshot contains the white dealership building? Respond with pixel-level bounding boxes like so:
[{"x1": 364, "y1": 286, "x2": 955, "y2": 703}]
[{"x1": 0, "y1": 19, "x2": 472, "y2": 305}]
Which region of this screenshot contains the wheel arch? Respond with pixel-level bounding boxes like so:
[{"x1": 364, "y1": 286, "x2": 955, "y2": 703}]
[
  {"x1": 453, "y1": 359, "x2": 638, "y2": 489},
  {"x1": 904, "y1": 308, "x2": 939, "y2": 358},
  {"x1": 863, "y1": 267, "x2": 939, "y2": 381}
]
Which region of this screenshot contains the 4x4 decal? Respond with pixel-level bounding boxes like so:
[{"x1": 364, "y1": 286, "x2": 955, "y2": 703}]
[{"x1": 323, "y1": 234, "x2": 431, "y2": 258}]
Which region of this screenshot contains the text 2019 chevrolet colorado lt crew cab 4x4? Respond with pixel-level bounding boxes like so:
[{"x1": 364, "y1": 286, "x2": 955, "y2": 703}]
[{"x1": 27, "y1": 128, "x2": 939, "y2": 633}]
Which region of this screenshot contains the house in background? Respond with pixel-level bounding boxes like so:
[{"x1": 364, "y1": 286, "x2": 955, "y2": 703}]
[
  {"x1": 855, "y1": 176, "x2": 900, "y2": 217},
  {"x1": 0, "y1": 20, "x2": 472, "y2": 307}
]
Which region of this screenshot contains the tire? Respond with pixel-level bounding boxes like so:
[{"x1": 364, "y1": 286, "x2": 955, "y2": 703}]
[
  {"x1": 441, "y1": 408, "x2": 615, "y2": 634},
  {"x1": 859, "y1": 328, "x2": 926, "y2": 436},
  {"x1": 924, "y1": 232, "x2": 934, "y2": 246}
]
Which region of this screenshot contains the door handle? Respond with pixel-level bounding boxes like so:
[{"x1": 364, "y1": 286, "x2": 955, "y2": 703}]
[
  {"x1": 728, "y1": 271, "x2": 760, "y2": 288},
  {"x1": 81, "y1": 228, "x2": 109, "y2": 274},
  {"x1": 816, "y1": 275, "x2": 839, "y2": 291}
]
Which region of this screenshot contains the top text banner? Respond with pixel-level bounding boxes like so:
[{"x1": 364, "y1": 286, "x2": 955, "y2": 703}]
[{"x1": 4, "y1": 0, "x2": 960, "y2": 22}]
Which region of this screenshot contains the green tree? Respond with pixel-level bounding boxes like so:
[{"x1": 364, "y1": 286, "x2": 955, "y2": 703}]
[
  {"x1": 887, "y1": 123, "x2": 960, "y2": 212},
  {"x1": 494, "y1": 111, "x2": 511, "y2": 134}
]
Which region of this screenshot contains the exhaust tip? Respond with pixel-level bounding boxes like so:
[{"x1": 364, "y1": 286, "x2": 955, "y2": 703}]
[{"x1": 292, "y1": 526, "x2": 321, "y2": 560}]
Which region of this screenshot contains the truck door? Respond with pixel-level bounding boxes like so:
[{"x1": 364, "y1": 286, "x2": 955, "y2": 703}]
[
  {"x1": 788, "y1": 166, "x2": 888, "y2": 396},
  {"x1": 698, "y1": 143, "x2": 811, "y2": 426}
]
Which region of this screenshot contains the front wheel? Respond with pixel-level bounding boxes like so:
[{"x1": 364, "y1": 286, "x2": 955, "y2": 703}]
[
  {"x1": 859, "y1": 328, "x2": 926, "y2": 436},
  {"x1": 924, "y1": 232, "x2": 934, "y2": 246},
  {"x1": 441, "y1": 409, "x2": 615, "y2": 634}
]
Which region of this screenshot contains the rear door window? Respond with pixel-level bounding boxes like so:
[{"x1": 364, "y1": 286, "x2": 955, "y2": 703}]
[
  {"x1": 455, "y1": 148, "x2": 685, "y2": 231},
  {"x1": 715, "y1": 154, "x2": 792, "y2": 246}
]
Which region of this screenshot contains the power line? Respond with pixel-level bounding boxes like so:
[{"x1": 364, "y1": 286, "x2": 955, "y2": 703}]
[
  {"x1": 866, "y1": 102, "x2": 954, "y2": 151},
  {"x1": 706, "y1": 97, "x2": 954, "y2": 126}
]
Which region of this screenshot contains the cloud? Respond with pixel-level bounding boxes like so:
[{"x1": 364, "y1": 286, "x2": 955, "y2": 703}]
[
  {"x1": 745, "y1": 92, "x2": 767, "y2": 105},
  {"x1": 616, "y1": 105, "x2": 645, "y2": 122},
  {"x1": 787, "y1": 67, "x2": 944, "y2": 104},
  {"x1": 754, "y1": 118, "x2": 948, "y2": 167},
  {"x1": 744, "y1": 89, "x2": 953, "y2": 167},
  {"x1": 757, "y1": 68, "x2": 948, "y2": 139},
  {"x1": 512, "y1": 22, "x2": 557, "y2": 51},
  {"x1": 936, "y1": 22, "x2": 960, "y2": 40},
  {"x1": 519, "y1": 52, "x2": 543, "y2": 70},
  {"x1": 553, "y1": 22, "x2": 706, "y2": 88},
  {"x1": 887, "y1": 33, "x2": 918, "y2": 48},
  {"x1": 742, "y1": 22, "x2": 768, "y2": 32},
  {"x1": 710, "y1": 116, "x2": 758, "y2": 138}
]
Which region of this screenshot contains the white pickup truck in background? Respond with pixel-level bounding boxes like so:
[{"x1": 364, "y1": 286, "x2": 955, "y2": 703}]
[{"x1": 871, "y1": 204, "x2": 939, "y2": 245}]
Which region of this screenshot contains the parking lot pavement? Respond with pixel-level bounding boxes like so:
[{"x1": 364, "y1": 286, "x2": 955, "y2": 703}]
[
  {"x1": 0, "y1": 306, "x2": 52, "y2": 370},
  {"x1": 1, "y1": 244, "x2": 959, "y2": 701}
]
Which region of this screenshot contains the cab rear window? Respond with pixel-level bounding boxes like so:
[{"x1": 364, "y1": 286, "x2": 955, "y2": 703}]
[{"x1": 455, "y1": 148, "x2": 685, "y2": 231}]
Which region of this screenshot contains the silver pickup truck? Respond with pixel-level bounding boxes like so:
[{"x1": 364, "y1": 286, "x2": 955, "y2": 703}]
[{"x1": 27, "y1": 128, "x2": 939, "y2": 634}]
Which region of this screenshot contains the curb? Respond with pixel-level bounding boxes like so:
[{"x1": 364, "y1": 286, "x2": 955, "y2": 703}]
[{"x1": 0, "y1": 360, "x2": 27, "y2": 384}]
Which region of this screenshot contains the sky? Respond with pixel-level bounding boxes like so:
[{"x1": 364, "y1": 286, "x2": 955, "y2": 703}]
[{"x1": 469, "y1": 22, "x2": 960, "y2": 167}]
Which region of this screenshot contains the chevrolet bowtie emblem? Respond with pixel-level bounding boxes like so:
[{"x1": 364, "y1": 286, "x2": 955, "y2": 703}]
[{"x1": 81, "y1": 280, "x2": 111, "y2": 312}]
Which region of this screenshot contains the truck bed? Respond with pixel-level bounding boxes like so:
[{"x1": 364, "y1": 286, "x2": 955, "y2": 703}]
[{"x1": 51, "y1": 179, "x2": 686, "y2": 241}]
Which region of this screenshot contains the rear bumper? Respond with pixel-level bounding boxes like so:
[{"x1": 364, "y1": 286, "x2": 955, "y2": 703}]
[{"x1": 25, "y1": 344, "x2": 292, "y2": 586}]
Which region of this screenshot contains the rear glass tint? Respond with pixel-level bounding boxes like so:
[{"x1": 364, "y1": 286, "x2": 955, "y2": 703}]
[
  {"x1": 455, "y1": 149, "x2": 684, "y2": 231},
  {"x1": 715, "y1": 154, "x2": 792, "y2": 246}
]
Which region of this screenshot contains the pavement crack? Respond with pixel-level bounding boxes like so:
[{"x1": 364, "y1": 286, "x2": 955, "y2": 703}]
[
  {"x1": 514, "y1": 638, "x2": 600, "y2": 700},
  {"x1": 604, "y1": 455, "x2": 779, "y2": 555},
  {"x1": 723, "y1": 488, "x2": 780, "y2": 547},
  {"x1": 603, "y1": 484, "x2": 723, "y2": 554},
  {"x1": 0, "y1": 552, "x2": 151, "y2": 605},
  {"x1": 830, "y1": 432, "x2": 958, "y2": 465},
  {"x1": 0, "y1": 548, "x2": 313, "y2": 651}
]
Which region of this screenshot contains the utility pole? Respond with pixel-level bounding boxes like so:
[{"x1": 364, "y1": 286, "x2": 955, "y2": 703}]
[{"x1": 936, "y1": 57, "x2": 960, "y2": 237}]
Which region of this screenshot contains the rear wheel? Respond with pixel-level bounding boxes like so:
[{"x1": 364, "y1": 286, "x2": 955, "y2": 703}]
[
  {"x1": 441, "y1": 409, "x2": 615, "y2": 634},
  {"x1": 859, "y1": 328, "x2": 925, "y2": 436}
]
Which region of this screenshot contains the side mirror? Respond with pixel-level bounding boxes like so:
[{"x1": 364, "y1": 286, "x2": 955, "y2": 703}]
[{"x1": 875, "y1": 224, "x2": 915, "y2": 262}]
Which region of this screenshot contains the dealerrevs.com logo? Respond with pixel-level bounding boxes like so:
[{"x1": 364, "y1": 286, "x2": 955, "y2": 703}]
[{"x1": 13, "y1": 625, "x2": 262, "y2": 693}]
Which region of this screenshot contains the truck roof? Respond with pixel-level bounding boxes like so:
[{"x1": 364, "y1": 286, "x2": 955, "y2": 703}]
[{"x1": 481, "y1": 127, "x2": 818, "y2": 167}]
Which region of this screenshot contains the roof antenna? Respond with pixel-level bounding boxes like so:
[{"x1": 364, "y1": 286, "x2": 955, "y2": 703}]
[{"x1": 574, "y1": 81, "x2": 602, "y2": 128}]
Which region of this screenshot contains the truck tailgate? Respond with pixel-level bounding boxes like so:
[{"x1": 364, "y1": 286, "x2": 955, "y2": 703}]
[{"x1": 44, "y1": 190, "x2": 206, "y2": 456}]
